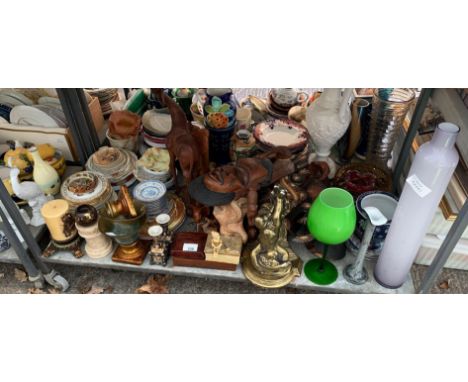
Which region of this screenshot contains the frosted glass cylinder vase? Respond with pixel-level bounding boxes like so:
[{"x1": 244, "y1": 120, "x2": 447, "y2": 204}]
[{"x1": 374, "y1": 123, "x2": 460, "y2": 288}]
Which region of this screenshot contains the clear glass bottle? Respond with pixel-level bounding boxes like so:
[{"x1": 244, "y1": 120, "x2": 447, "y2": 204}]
[
  {"x1": 29, "y1": 147, "x2": 60, "y2": 196},
  {"x1": 374, "y1": 122, "x2": 460, "y2": 288}
]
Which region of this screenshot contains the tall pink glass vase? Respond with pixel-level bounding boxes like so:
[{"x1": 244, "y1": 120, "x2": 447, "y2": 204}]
[{"x1": 374, "y1": 122, "x2": 460, "y2": 288}]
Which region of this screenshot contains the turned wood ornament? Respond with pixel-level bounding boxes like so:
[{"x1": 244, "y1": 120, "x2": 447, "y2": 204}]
[{"x1": 75, "y1": 205, "x2": 113, "y2": 259}]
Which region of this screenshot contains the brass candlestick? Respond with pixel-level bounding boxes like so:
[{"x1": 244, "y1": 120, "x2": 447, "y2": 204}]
[
  {"x1": 100, "y1": 186, "x2": 147, "y2": 265},
  {"x1": 105, "y1": 186, "x2": 137, "y2": 218}
]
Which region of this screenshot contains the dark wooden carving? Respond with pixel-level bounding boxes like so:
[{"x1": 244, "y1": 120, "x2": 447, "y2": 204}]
[{"x1": 151, "y1": 89, "x2": 209, "y2": 220}]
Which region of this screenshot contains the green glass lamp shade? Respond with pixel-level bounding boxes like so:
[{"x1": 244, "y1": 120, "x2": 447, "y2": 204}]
[{"x1": 307, "y1": 188, "x2": 356, "y2": 245}]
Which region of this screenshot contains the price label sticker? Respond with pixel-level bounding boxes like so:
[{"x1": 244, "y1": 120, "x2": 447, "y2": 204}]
[
  {"x1": 183, "y1": 243, "x2": 198, "y2": 252},
  {"x1": 406, "y1": 174, "x2": 432, "y2": 198}
]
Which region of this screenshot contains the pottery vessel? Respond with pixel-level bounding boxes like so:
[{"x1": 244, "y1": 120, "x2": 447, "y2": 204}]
[
  {"x1": 30, "y1": 147, "x2": 60, "y2": 195},
  {"x1": 306, "y1": 88, "x2": 353, "y2": 177},
  {"x1": 346, "y1": 191, "x2": 398, "y2": 259},
  {"x1": 270, "y1": 88, "x2": 308, "y2": 109}
]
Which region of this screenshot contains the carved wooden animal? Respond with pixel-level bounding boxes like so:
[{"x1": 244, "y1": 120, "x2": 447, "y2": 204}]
[
  {"x1": 151, "y1": 89, "x2": 209, "y2": 220},
  {"x1": 151, "y1": 89, "x2": 209, "y2": 183}
]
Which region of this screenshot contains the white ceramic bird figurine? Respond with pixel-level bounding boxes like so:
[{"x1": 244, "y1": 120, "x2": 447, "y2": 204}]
[{"x1": 8, "y1": 160, "x2": 51, "y2": 227}]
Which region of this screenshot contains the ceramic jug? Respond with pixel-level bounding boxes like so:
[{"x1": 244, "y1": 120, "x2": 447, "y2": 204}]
[
  {"x1": 306, "y1": 88, "x2": 353, "y2": 177},
  {"x1": 29, "y1": 147, "x2": 60, "y2": 196}
]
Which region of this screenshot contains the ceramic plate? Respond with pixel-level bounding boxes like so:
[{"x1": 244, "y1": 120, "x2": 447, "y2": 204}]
[
  {"x1": 133, "y1": 181, "x2": 167, "y2": 202},
  {"x1": 61, "y1": 171, "x2": 107, "y2": 202},
  {"x1": 0, "y1": 94, "x2": 25, "y2": 108},
  {"x1": 0, "y1": 91, "x2": 33, "y2": 106},
  {"x1": 33, "y1": 105, "x2": 67, "y2": 128},
  {"x1": 9, "y1": 105, "x2": 62, "y2": 128},
  {"x1": 142, "y1": 109, "x2": 172, "y2": 136},
  {"x1": 253, "y1": 119, "x2": 308, "y2": 151},
  {"x1": 38, "y1": 96, "x2": 62, "y2": 109}
]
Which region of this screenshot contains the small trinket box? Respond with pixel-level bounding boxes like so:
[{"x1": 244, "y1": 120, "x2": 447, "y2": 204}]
[{"x1": 170, "y1": 232, "x2": 207, "y2": 260}]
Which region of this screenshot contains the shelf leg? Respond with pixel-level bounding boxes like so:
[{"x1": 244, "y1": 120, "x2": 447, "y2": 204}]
[
  {"x1": 419, "y1": 199, "x2": 468, "y2": 293},
  {"x1": 392, "y1": 88, "x2": 433, "y2": 194}
]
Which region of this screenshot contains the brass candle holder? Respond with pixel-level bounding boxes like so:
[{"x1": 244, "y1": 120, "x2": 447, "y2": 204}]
[
  {"x1": 105, "y1": 185, "x2": 137, "y2": 218},
  {"x1": 100, "y1": 186, "x2": 147, "y2": 265}
]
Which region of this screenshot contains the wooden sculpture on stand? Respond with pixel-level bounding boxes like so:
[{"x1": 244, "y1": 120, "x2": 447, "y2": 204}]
[
  {"x1": 151, "y1": 88, "x2": 209, "y2": 220},
  {"x1": 189, "y1": 148, "x2": 297, "y2": 239},
  {"x1": 213, "y1": 197, "x2": 248, "y2": 244}
]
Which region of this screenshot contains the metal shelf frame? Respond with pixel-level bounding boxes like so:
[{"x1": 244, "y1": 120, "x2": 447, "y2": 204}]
[{"x1": 0, "y1": 88, "x2": 466, "y2": 293}]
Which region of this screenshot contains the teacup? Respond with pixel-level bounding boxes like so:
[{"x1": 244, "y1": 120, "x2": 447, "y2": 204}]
[
  {"x1": 346, "y1": 191, "x2": 398, "y2": 259},
  {"x1": 270, "y1": 88, "x2": 308, "y2": 109}
]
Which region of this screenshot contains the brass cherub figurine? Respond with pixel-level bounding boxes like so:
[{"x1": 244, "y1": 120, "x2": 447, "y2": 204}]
[{"x1": 242, "y1": 185, "x2": 302, "y2": 288}]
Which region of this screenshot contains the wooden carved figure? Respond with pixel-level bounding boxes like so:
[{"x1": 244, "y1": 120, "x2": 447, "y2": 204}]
[
  {"x1": 213, "y1": 197, "x2": 248, "y2": 243},
  {"x1": 151, "y1": 88, "x2": 209, "y2": 220}
]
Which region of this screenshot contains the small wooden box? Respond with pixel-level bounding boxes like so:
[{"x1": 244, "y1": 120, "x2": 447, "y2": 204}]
[
  {"x1": 171, "y1": 232, "x2": 207, "y2": 260},
  {"x1": 172, "y1": 257, "x2": 237, "y2": 271}
]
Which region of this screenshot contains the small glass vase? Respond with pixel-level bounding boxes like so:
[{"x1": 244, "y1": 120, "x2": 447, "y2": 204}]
[{"x1": 366, "y1": 88, "x2": 415, "y2": 170}]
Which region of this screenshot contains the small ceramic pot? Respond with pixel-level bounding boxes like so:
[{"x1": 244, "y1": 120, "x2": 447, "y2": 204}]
[
  {"x1": 208, "y1": 124, "x2": 236, "y2": 165},
  {"x1": 205, "y1": 89, "x2": 238, "y2": 127},
  {"x1": 106, "y1": 129, "x2": 138, "y2": 152},
  {"x1": 346, "y1": 191, "x2": 398, "y2": 259},
  {"x1": 190, "y1": 103, "x2": 205, "y2": 125},
  {"x1": 235, "y1": 107, "x2": 252, "y2": 131}
]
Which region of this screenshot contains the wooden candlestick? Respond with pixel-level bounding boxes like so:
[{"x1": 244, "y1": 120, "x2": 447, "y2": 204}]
[{"x1": 75, "y1": 205, "x2": 113, "y2": 259}]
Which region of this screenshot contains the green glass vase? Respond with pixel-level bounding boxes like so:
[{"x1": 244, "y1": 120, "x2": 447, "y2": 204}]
[{"x1": 305, "y1": 187, "x2": 356, "y2": 285}]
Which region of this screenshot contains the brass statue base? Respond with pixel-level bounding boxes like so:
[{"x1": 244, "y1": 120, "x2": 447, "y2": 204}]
[
  {"x1": 242, "y1": 245, "x2": 302, "y2": 289},
  {"x1": 241, "y1": 185, "x2": 303, "y2": 289},
  {"x1": 112, "y1": 240, "x2": 148, "y2": 265},
  {"x1": 43, "y1": 235, "x2": 84, "y2": 258}
]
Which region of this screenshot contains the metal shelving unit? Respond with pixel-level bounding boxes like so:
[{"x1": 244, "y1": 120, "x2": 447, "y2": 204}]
[{"x1": 0, "y1": 88, "x2": 466, "y2": 293}]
